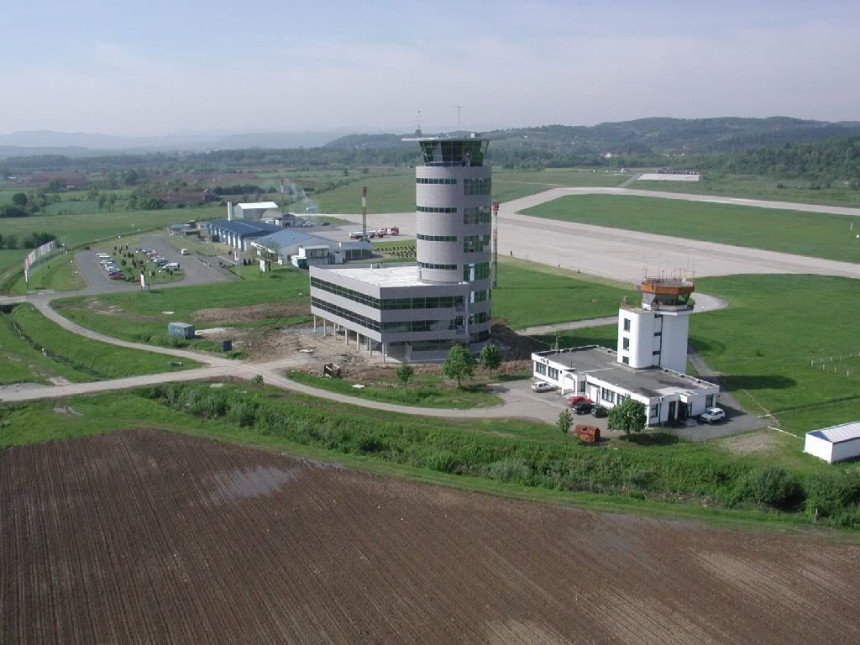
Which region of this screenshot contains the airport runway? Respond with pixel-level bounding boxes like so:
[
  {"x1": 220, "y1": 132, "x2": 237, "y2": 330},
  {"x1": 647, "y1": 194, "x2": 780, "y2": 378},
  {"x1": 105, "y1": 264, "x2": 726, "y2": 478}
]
[{"x1": 330, "y1": 187, "x2": 860, "y2": 285}]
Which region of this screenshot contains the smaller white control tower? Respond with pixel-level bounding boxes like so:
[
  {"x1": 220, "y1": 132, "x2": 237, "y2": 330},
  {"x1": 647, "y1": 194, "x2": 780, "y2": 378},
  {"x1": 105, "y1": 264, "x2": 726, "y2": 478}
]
[{"x1": 617, "y1": 277, "x2": 695, "y2": 374}]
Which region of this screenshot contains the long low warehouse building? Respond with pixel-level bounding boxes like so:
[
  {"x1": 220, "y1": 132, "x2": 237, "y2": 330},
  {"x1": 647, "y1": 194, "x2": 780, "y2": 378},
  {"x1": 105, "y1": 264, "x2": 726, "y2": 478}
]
[
  {"x1": 532, "y1": 346, "x2": 720, "y2": 426},
  {"x1": 251, "y1": 229, "x2": 372, "y2": 267},
  {"x1": 804, "y1": 422, "x2": 860, "y2": 463},
  {"x1": 207, "y1": 219, "x2": 282, "y2": 251}
]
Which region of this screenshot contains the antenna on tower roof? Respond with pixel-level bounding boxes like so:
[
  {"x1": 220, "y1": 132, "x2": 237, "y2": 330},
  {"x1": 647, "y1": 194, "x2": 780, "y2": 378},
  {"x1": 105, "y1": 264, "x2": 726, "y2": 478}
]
[
  {"x1": 454, "y1": 105, "x2": 463, "y2": 132},
  {"x1": 415, "y1": 109, "x2": 422, "y2": 136}
]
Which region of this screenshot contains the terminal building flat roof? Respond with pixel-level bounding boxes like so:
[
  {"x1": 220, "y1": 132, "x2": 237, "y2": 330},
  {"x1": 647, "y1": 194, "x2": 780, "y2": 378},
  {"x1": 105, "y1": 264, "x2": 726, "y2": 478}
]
[
  {"x1": 535, "y1": 346, "x2": 716, "y2": 399},
  {"x1": 320, "y1": 264, "x2": 429, "y2": 288}
]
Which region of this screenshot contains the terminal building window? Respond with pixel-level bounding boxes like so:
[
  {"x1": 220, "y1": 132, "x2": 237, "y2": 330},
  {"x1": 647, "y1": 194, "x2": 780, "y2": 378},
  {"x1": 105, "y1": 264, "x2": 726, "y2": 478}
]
[
  {"x1": 412, "y1": 339, "x2": 457, "y2": 352},
  {"x1": 535, "y1": 362, "x2": 547, "y2": 375},
  {"x1": 464, "y1": 178, "x2": 492, "y2": 195},
  {"x1": 419, "y1": 139, "x2": 487, "y2": 165},
  {"x1": 463, "y1": 235, "x2": 491, "y2": 253},
  {"x1": 470, "y1": 330, "x2": 490, "y2": 343},
  {"x1": 623, "y1": 318, "x2": 631, "y2": 332},
  {"x1": 417, "y1": 205, "x2": 458, "y2": 214},
  {"x1": 417, "y1": 233, "x2": 457, "y2": 242},
  {"x1": 463, "y1": 262, "x2": 490, "y2": 282},
  {"x1": 601, "y1": 388, "x2": 616, "y2": 404},
  {"x1": 622, "y1": 337, "x2": 630, "y2": 350},
  {"x1": 463, "y1": 206, "x2": 491, "y2": 225},
  {"x1": 471, "y1": 290, "x2": 487, "y2": 303},
  {"x1": 312, "y1": 277, "x2": 463, "y2": 310},
  {"x1": 416, "y1": 177, "x2": 457, "y2": 184},
  {"x1": 548, "y1": 367, "x2": 559, "y2": 380},
  {"x1": 418, "y1": 261, "x2": 457, "y2": 270}
]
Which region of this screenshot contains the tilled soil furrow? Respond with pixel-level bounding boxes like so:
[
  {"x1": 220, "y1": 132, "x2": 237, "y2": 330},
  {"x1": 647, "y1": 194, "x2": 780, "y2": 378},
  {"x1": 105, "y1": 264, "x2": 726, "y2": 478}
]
[{"x1": 2, "y1": 429, "x2": 858, "y2": 645}]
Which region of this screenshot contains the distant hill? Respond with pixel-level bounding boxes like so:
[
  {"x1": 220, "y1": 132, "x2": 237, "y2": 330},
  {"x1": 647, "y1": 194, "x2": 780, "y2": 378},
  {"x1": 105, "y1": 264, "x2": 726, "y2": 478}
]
[
  {"x1": 0, "y1": 130, "x2": 345, "y2": 153},
  {"x1": 324, "y1": 117, "x2": 860, "y2": 155}
]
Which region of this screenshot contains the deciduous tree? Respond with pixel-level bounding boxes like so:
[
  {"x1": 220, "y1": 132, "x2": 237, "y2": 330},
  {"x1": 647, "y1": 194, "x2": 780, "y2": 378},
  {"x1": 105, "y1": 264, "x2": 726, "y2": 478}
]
[
  {"x1": 608, "y1": 399, "x2": 647, "y2": 436},
  {"x1": 479, "y1": 344, "x2": 501, "y2": 370},
  {"x1": 557, "y1": 408, "x2": 573, "y2": 438},
  {"x1": 396, "y1": 364, "x2": 414, "y2": 385},
  {"x1": 443, "y1": 344, "x2": 475, "y2": 388}
]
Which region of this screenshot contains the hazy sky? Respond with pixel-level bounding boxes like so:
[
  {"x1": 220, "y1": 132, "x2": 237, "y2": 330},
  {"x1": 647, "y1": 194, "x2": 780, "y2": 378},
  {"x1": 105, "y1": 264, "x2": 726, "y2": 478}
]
[{"x1": 3, "y1": 0, "x2": 859, "y2": 136}]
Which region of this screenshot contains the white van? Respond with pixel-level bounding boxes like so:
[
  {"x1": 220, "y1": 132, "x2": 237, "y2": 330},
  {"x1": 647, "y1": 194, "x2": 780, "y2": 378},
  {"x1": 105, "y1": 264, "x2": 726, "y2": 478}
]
[
  {"x1": 180, "y1": 248, "x2": 189, "y2": 255},
  {"x1": 164, "y1": 262, "x2": 180, "y2": 270}
]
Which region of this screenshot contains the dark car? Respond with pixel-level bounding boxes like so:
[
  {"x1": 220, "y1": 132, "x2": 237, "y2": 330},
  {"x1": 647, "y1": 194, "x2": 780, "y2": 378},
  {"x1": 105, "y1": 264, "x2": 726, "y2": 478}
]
[
  {"x1": 567, "y1": 395, "x2": 592, "y2": 408},
  {"x1": 573, "y1": 400, "x2": 593, "y2": 415},
  {"x1": 591, "y1": 405, "x2": 608, "y2": 418}
]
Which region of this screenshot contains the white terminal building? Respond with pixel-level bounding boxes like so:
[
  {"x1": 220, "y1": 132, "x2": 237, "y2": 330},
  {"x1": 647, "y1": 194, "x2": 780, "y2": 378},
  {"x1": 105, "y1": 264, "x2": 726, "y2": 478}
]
[
  {"x1": 309, "y1": 136, "x2": 494, "y2": 362},
  {"x1": 532, "y1": 278, "x2": 720, "y2": 426}
]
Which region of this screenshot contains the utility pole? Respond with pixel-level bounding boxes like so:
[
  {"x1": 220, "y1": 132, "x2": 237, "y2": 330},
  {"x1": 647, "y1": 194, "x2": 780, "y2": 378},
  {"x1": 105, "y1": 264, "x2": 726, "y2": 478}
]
[
  {"x1": 492, "y1": 201, "x2": 499, "y2": 288},
  {"x1": 362, "y1": 186, "x2": 368, "y2": 241}
]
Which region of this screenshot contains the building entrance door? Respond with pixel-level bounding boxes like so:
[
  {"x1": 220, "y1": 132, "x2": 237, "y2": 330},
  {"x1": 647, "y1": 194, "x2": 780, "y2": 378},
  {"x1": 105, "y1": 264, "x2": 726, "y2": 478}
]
[{"x1": 668, "y1": 401, "x2": 677, "y2": 421}]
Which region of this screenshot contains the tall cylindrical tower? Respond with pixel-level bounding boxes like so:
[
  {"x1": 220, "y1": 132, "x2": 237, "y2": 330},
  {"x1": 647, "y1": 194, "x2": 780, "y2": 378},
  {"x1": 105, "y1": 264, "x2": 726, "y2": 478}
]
[{"x1": 414, "y1": 136, "x2": 493, "y2": 343}]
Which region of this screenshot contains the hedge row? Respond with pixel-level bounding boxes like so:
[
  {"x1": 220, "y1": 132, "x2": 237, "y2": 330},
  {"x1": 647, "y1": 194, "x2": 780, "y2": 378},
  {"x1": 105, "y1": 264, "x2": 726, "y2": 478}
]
[{"x1": 138, "y1": 383, "x2": 860, "y2": 526}]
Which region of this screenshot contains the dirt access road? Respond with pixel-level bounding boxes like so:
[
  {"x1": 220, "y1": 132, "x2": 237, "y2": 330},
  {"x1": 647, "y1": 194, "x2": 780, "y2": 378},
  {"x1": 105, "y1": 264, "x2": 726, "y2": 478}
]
[{"x1": 2, "y1": 429, "x2": 857, "y2": 645}]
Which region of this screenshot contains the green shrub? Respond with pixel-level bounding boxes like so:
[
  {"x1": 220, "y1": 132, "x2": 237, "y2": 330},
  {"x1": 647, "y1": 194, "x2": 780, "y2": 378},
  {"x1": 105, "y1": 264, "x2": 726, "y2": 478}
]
[{"x1": 735, "y1": 466, "x2": 803, "y2": 510}]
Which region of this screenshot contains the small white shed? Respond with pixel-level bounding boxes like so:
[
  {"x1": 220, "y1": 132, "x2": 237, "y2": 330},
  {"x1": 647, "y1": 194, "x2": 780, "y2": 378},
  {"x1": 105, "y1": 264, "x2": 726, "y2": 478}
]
[{"x1": 804, "y1": 421, "x2": 860, "y2": 464}]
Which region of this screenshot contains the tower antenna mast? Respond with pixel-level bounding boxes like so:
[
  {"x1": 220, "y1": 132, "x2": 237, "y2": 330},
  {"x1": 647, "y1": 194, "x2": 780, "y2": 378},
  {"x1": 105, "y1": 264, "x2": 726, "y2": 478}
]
[{"x1": 454, "y1": 105, "x2": 463, "y2": 132}]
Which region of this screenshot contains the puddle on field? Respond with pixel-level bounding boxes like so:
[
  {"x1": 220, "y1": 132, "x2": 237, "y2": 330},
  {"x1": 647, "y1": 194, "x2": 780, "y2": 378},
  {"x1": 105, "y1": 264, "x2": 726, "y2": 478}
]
[{"x1": 205, "y1": 466, "x2": 300, "y2": 506}]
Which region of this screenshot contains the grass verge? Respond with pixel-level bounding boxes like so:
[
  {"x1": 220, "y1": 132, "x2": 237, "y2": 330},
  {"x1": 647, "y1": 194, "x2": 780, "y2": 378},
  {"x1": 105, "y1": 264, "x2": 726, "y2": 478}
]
[
  {"x1": 493, "y1": 259, "x2": 636, "y2": 329},
  {"x1": 287, "y1": 369, "x2": 503, "y2": 409},
  {"x1": 52, "y1": 266, "x2": 312, "y2": 351},
  {"x1": 633, "y1": 172, "x2": 860, "y2": 207},
  {"x1": 8, "y1": 253, "x2": 87, "y2": 294},
  {"x1": 4, "y1": 304, "x2": 203, "y2": 382},
  {"x1": 690, "y1": 274, "x2": 860, "y2": 434}
]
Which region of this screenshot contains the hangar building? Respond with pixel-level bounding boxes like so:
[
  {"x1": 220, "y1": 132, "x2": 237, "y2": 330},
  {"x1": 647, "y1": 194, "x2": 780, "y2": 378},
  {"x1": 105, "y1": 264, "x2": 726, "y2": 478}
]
[
  {"x1": 804, "y1": 422, "x2": 860, "y2": 464},
  {"x1": 207, "y1": 219, "x2": 281, "y2": 251},
  {"x1": 309, "y1": 135, "x2": 493, "y2": 362},
  {"x1": 251, "y1": 229, "x2": 372, "y2": 267}
]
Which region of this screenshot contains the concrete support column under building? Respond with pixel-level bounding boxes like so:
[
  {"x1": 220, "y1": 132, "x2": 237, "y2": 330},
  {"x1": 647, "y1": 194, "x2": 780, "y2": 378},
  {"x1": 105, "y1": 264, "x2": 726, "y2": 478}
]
[
  {"x1": 313, "y1": 315, "x2": 317, "y2": 332},
  {"x1": 383, "y1": 342, "x2": 387, "y2": 363}
]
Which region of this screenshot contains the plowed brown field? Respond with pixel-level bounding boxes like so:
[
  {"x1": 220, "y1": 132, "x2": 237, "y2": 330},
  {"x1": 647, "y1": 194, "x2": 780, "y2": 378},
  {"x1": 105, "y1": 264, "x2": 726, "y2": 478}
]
[{"x1": 1, "y1": 430, "x2": 858, "y2": 644}]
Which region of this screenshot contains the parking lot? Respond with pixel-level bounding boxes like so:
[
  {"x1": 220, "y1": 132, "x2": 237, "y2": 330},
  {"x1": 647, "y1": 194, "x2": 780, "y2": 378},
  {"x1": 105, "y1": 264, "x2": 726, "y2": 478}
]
[
  {"x1": 500, "y1": 378, "x2": 766, "y2": 442},
  {"x1": 74, "y1": 235, "x2": 235, "y2": 293}
]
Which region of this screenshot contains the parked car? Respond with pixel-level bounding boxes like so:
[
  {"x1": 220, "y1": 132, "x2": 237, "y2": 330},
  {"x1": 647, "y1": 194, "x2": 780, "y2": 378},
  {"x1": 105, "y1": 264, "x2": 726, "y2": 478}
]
[
  {"x1": 109, "y1": 272, "x2": 124, "y2": 280},
  {"x1": 567, "y1": 395, "x2": 592, "y2": 408},
  {"x1": 591, "y1": 406, "x2": 608, "y2": 418},
  {"x1": 531, "y1": 381, "x2": 555, "y2": 393},
  {"x1": 573, "y1": 400, "x2": 594, "y2": 415},
  {"x1": 180, "y1": 248, "x2": 189, "y2": 255},
  {"x1": 699, "y1": 407, "x2": 726, "y2": 424}
]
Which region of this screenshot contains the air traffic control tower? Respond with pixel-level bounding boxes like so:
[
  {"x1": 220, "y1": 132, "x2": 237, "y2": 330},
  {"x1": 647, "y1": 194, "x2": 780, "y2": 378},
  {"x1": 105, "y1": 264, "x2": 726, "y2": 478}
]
[{"x1": 308, "y1": 135, "x2": 494, "y2": 362}]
